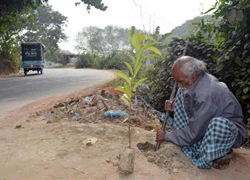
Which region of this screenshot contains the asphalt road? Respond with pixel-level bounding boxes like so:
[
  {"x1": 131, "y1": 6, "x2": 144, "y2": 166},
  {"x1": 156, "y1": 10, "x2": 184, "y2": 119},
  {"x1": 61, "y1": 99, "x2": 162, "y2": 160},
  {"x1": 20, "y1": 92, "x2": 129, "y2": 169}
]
[{"x1": 0, "y1": 68, "x2": 116, "y2": 114}]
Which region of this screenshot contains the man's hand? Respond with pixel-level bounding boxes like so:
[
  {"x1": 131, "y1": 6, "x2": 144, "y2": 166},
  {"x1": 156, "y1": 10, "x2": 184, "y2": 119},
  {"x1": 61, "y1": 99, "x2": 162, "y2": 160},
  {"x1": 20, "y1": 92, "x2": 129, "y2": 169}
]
[
  {"x1": 165, "y1": 99, "x2": 175, "y2": 111},
  {"x1": 156, "y1": 130, "x2": 166, "y2": 142}
]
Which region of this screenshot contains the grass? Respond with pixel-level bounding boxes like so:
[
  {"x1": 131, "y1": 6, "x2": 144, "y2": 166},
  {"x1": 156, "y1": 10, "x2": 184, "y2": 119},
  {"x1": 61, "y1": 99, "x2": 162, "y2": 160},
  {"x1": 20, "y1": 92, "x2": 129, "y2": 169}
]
[
  {"x1": 101, "y1": 70, "x2": 126, "y2": 88},
  {"x1": 102, "y1": 77, "x2": 123, "y2": 88}
]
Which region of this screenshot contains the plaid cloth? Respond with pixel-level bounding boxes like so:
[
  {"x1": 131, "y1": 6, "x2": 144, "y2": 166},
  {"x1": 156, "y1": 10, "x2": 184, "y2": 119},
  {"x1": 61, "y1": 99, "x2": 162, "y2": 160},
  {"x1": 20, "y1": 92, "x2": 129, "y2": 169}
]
[{"x1": 170, "y1": 89, "x2": 238, "y2": 169}]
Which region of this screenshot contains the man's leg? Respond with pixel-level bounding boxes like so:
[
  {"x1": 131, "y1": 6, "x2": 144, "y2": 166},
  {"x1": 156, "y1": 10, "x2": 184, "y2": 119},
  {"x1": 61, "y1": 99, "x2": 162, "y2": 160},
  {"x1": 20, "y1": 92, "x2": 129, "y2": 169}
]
[
  {"x1": 182, "y1": 117, "x2": 238, "y2": 169},
  {"x1": 168, "y1": 89, "x2": 238, "y2": 169},
  {"x1": 167, "y1": 88, "x2": 189, "y2": 130}
]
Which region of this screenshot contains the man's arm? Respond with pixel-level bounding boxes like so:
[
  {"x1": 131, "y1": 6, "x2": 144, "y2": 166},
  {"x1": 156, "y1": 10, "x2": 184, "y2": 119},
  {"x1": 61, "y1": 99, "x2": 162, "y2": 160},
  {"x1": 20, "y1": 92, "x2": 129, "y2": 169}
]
[{"x1": 165, "y1": 97, "x2": 217, "y2": 147}]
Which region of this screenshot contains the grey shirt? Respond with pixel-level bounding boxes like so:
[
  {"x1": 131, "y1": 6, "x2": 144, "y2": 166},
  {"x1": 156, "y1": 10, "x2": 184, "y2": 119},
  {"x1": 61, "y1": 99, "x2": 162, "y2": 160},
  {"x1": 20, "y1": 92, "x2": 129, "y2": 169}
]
[{"x1": 165, "y1": 72, "x2": 247, "y2": 148}]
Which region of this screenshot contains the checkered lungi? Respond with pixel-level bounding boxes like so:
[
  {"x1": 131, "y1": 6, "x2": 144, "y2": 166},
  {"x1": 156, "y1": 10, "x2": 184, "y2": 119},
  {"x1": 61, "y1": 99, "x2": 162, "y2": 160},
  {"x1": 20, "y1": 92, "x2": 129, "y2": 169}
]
[{"x1": 169, "y1": 89, "x2": 238, "y2": 169}]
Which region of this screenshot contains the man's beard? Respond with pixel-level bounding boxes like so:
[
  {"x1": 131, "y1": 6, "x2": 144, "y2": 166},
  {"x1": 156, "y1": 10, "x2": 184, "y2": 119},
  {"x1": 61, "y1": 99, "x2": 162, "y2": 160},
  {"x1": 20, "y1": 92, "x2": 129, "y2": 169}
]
[{"x1": 180, "y1": 78, "x2": 193, "y2": 94}]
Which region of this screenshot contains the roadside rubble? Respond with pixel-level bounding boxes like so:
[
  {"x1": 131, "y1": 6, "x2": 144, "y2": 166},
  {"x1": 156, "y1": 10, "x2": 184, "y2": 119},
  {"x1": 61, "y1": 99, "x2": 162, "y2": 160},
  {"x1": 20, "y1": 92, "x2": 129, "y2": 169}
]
[
  {"x1": 35, "y1": 86, "x2": 195, "y2": 174},
  {"x1": 37, "y1": 87, "x2": 162, "y2": 132}
]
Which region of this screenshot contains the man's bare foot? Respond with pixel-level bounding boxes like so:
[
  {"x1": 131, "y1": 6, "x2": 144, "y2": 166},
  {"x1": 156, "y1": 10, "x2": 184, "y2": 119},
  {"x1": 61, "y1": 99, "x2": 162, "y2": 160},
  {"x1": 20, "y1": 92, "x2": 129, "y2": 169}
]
[{"x1": 213, "y1": 150, "x2": 233, "y2": 170}]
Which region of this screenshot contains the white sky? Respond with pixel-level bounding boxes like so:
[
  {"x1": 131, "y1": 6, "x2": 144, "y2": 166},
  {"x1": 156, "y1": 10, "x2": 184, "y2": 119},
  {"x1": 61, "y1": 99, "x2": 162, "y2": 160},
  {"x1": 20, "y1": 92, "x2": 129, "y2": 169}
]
[{"x1": 48, "y1": 0, "x2": 216, "y2": 53}]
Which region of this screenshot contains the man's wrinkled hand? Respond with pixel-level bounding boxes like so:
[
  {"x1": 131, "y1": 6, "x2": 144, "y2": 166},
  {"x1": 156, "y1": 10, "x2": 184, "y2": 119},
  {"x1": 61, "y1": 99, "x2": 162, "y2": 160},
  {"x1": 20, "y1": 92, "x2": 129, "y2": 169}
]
[
  {"x1": 165, "y1": 99, "x2": 175, "y2": 111},
  {"x1": 155, "y1": 130, "x2": 166, "y2": 142}
]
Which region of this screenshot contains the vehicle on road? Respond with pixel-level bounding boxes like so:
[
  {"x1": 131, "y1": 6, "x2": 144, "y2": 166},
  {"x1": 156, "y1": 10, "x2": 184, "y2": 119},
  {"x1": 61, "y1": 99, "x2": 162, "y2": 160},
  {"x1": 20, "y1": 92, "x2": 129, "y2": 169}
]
[{"x1": 21, "y1": 42, "x2": 45, "y2": 76}]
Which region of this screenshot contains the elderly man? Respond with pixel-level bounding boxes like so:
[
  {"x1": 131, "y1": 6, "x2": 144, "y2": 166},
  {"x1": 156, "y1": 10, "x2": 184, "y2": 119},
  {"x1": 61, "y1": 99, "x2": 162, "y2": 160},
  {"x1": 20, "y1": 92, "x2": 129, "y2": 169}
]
[{"x1": 156, "y1": 56, "x2": 246, "y2": 169}]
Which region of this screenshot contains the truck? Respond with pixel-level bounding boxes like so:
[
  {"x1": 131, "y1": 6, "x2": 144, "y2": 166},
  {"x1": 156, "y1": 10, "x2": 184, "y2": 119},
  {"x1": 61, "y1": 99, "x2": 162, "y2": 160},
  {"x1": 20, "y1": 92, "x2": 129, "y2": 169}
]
[{"x1": 21, "y1": 42, "x2": 45, "y2": 76}]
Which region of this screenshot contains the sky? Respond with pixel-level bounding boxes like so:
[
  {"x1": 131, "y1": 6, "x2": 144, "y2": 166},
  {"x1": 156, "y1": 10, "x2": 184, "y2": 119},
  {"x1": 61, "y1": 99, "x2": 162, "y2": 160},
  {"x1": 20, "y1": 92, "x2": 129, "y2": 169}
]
[{"x1": 48, "y1": 0, "x2": 216, "y2": 53}]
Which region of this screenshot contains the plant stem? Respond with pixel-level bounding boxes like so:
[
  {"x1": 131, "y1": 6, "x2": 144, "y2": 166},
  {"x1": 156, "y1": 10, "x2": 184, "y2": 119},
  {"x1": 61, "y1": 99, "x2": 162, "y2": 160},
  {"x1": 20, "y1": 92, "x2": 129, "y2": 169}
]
[{"x1": 128, "y1": 124, "x2": 131, "y2": 148}]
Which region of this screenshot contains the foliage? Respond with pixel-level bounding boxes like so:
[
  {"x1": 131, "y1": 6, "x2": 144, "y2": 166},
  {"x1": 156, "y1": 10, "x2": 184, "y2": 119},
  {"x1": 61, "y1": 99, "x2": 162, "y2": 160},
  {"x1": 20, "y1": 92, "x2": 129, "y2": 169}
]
[
  {"x1": 0, "y1": 0, "x2": 39, "y2": 58},
  {"x1": 151, "y1": 26, "x2": 171, "y2": 50},
  {"x1": 0, "y1": 0, "x2": 46, "y2": 58},
  {"x1": 75, "y1": 53, "x2": 95, "y2": 68},
  {"x1": 148, "y1": 0, "x2": 250, "y2": 125},
  {"x1": 75, "y1": 0, "x2": 107, "y2": 11},
  {"x1": 75, "y1": 26, "x2": 103, "y2": 54},
  {"x1": 75, "y1": 50, "x2": 130, "y2": 70},
  {"x1": 0, "y1": 0, "x2": 107, "y2": 74},
  {"x1": 103, "y1": 26, "x2": 131, "y2": 52},
  {"x1": 171, "y1": 15, "x2": 213, "y2": 38},
  {"x1": 74, "y1": 26, "x2": 131, "y2": 55},
  {"x1": 0, "y1": 0, "x2": 107, "y2": 16},
  {"x1": 0, "y1": 11, "x2": 31, "y2": 72},
  {"x1": 21, "y1": 5, "x2": 68, "y2": 63},
  {"x1": 0, "y1": 0, "x2": 45, "y2": 16},
  {"x1": 101, "y1": 50, "x2": 130, "y2": 69},
  {"x1": 194, "y1": 0, "x2": 250, "y2": 122},
  {"x1": 148, "y1": 38, "x2": 185, "y2": 111},
  {"x1": 149, "y1": 36, "x2": 218, "y2": 111},
  {"x1": 116, "y1": 28, "x2": 162, "y2": 107}
]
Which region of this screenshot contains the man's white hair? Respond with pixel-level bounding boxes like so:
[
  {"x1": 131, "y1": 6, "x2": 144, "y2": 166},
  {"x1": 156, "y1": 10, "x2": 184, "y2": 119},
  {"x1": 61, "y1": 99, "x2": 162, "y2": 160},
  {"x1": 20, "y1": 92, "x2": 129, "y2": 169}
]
[{"x1": 173, "y1": 56, "x2": 207, "y2": 78}]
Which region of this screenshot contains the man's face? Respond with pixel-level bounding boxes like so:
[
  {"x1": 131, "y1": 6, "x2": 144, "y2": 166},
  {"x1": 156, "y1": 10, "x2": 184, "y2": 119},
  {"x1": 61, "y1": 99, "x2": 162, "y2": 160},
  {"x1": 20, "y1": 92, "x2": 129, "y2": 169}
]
[{"x1": 172, "y1": 65, "x2": 197, "y2": 89}]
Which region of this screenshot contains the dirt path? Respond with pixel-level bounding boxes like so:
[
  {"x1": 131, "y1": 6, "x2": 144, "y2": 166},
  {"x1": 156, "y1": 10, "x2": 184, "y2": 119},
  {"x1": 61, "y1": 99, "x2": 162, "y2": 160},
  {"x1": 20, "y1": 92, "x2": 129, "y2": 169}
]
[{"x1": 0, "y1": 87, "x2": 250, "y2": 180}]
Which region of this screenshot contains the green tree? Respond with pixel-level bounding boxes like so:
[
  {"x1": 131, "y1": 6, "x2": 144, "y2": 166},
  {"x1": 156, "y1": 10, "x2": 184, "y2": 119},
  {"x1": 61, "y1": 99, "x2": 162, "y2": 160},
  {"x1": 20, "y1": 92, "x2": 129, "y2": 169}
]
[
  {"x1": 101, "y1": 50, "x2": 130, "y2": 69},
  {"x1": 102, "y1": 26, "x2": 131, "y2": 53},
  {"x1": 75, "y1": 53, "x2": 95, "y2": 68},
  {"x1": 21, "y1": 5, "x2": 68, "y2": 63},
  {"x1": 75, "y1": 25, "x2": 131, "y2": 55},
  {"x1": 194, "y1": 0, "x2": 250, "y2": 123},
  {"x1": 75, "y1": 0, "x2": 107, "y2": 11},
  {"x1": 75, "y1": 55, "x2": 91, "y2": 68},
  {"x1": 75, "y1": 26, "x2": 104, "y2": 54},
  {"x1": 0, "y1": 0, "x2": 107, "y2": 16},
  {"x1": 0, "y1": 0, "x2": 107, "y2": 73},
  {"x1": 0, "y1": 1, "x2": 38, "y2": 71},
  {"x1": 0, "y1": 0, "x2": 44, "y2": 16}
]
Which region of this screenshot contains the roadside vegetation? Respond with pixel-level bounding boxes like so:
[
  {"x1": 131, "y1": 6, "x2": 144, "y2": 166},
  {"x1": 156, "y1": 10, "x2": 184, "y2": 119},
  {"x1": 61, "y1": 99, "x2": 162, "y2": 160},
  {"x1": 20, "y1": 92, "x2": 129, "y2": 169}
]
[{"x1": 0, "y1": 0, "x2": 107, "y2": 74}]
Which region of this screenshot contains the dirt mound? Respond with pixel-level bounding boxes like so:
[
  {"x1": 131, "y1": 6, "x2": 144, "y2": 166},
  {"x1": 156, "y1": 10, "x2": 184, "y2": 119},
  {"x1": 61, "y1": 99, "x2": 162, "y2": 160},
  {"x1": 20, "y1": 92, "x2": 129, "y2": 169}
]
[
  {"x1": 37, "y1": 87, "x2": 162, "y2": 131},
  {"x1": 137, "y1": 141, "x2": 194, "y2": 174}
]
